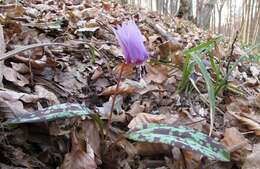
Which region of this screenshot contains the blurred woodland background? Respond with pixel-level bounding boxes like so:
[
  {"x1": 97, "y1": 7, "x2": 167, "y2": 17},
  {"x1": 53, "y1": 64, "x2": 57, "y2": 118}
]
[{"x1": 124, "y1": 0, "x2": 260, "y2": 48}]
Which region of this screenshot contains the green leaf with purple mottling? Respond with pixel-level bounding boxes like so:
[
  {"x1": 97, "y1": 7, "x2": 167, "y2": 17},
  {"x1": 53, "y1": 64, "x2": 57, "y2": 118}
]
[
  {"x1": 6, "y1": 103, "x2": 91, "y2": 124},
  {"x1": 126, "y1": 123, "x2": 230, "y2": 161}
]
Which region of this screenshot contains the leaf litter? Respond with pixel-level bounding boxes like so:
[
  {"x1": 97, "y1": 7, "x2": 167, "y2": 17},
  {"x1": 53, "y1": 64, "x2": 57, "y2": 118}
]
[{"x1": 0, "y1": 0, "x2": 259, "y2": 169}]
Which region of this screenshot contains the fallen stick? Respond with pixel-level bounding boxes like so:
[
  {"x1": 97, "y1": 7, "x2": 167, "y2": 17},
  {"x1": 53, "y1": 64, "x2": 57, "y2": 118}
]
[
  {"x1": 0, "y1": 41, "x2": 89, "y2": 61},
  {"x1": 144, "y1": 17, "x2": 182, "y2": 46}
]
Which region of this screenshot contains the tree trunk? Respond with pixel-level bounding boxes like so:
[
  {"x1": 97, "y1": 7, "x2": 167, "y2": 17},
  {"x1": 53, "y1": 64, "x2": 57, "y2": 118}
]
[
  {"x1": 252, "y1": 1, "x2": 260, "y2": 44},
  {"x1": 177, "y1": 0, "x2": 192, "y2": 20},
  {"x1": 245, "y1": 0, "x2": 252, "y2": 43},
  {"x1": 197, "y1": 0, "x2": 217, "y2": 29}
]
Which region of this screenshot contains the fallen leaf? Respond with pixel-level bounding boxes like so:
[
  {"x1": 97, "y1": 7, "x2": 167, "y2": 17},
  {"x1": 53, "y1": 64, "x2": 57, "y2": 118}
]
[
  {"x1": 34, "y1": 85, "x2": 60, "y2": 104},
  {"x1": 96, "y1": 95, "x2": 126, "y2": 122},
  {"x1": 112, "y1": 63, "x2": 135, "y2": 78},
  {"x1": 126, "y1": 101, "x2": 145, "y2": 117},
  {"x1": 135, "y1": 142, "x2": 171, "y2": 156},
  {"x1": 82, "y1": 120, "x2": 101, "y2": 163},
  {"x1": 158, "y1": 41, "x2": 183, "y2": 59},
  {"x1": 99, "y1": 80, "x2": 137, "y2": 96},
  {"x1": 128, "y1": 113, "x2": 165, "y2": 129},
  {"x1": 221, "y1": 127, "x2": 252, "y2": 161},
  {"x1": 144, "y1": 64, "x2": 167, "y2": 84},
  {"x1": 227, "y1": 102, "x2": 260, "y2": 136},
  {"x1": 242, "y1": 143, "x2": 260, "y2": 169},
  {"x1": 3, "y1": 66, "x2": 29, "y2": 87},
  {"x1": 60, "y1": 129, "x2": 97, "y2": 169}
]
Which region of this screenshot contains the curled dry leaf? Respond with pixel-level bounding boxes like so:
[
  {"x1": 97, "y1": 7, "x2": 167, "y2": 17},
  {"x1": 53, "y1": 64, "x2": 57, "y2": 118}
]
[
  {"x1": 221, "y1": 127, "x2": 252, "y2": 161},
  {"x1": 227, "y1": 102, "x2": 260, "y2": 136},
  {"x1": 82, "y1": 120, "x2": 101, "y2": 163},
  {"x1": 112, "y1": 63, "x2": 134, "y2": 78},
  {"x1": 158, "y1": 41, "x2": 183, "y2": 59},
  {"x1": 126, "y1": 101, "x2": 145, "y2": 117},
  {"x1": 60, "y1": 130, "x2": 97, "y2": 169},
  {"x1": 11, "y1": 62, "x2": 30, "y2": 74},
  {"x1": 144, "y1": 64, "x2": 167, "y2": 84},
  {"x1": 99, "y1": 81, "x2": 137, "y2": 96},
  {"x1": 128, "y1": 113, "x2": 165, "y2": 129},
  {"x1": 242, "y1": 143, "x2": 260, "y2": 169},
  {"x1": 3, "y1": 66, "x2": 29, "y2": 87},
  {"x1": 135, "y1": 142, "x2": 171, "y2": 156},
  {"x1": 96, "y1": 95, "x2": 126, "y2": 122},
  {"x1": 91, "y1": 67, "x2": 103, "y2": 80},
  {"x1": 248, "y1": 93, "x2": 260, "y2": 109},
  {"x1": 34, "y1": 85, "x2": 60, "y2": 104},
  {"x1": 0, "y1": 89, "x2": 39, "y2": 116}
]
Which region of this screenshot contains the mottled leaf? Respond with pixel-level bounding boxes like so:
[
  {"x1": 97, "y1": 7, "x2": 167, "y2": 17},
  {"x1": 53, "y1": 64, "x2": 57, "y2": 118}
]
[
  {"x1": 6, "y1": 103, "x2": 92, "y2": 124},
  {"x1": 126, "y1": 123, "x2": 230, "y2": 161}
]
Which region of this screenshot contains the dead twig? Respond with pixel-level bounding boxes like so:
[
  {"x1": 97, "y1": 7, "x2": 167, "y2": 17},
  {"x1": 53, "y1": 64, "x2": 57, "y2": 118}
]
[
  {"x1": 0, "y1": 41, "x2": 92, "y2": 61},
  {"x1": 224, "y1": 31, "x2": 239, "y2": 85}
]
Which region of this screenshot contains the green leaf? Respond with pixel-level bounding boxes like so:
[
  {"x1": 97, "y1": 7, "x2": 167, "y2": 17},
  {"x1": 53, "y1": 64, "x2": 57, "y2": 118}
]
[
  {"x1": 126, "y1": 123, "x2": 230, "y2": 161},
  {"x1": 182, "y1": 36, "x2": 223, "y2": 56},
  {"x1": 192, "y1": 54, "x2": 215, "y2": 136},
  {"x1": 5, "y1": 103, "x2": 92, "y2": 124}
]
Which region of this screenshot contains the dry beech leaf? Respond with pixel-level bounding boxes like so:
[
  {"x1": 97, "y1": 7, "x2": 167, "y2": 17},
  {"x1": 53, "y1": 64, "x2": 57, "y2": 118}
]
[
  {"x1": 3, "y1": 66, "x2": 29, "y2": 87},
  {"x1": 128, "y1": 113, "x2": 165, "y2": 129},
  {"x1": 82, "y1": 120, "x2": 101, "y2": 162},
  {"x1": 158, "y1": 41, "x2": 183, "y2": 59},
  {"x1": 126, "y1": 101, "x2": 145, "y2": 117},
  {"x1": 34, "y1": 85, "x2": 60, "y2": 104},
  {"x1": 102, "y1": 1, "x2": 111, "y2": 11},
  {"x1": 112, "y1": 63, "x2": 135, "y2": 77},
  {"x1": 242, "y1": 143, "x2": 260, "y2": 169},
  {"x1": 91, "y1": 67, "x2": 103, "y2": 80},
  {"x1": 221, "y1": 127, "x2": 252, "y2": 161},
  {"x1": 135, "y1": 142, "x2": 171, "y2": 156},
  {"x1": 145, "y1": 64, "x2": 167, "y2": 84},
  {"x1": 212, "y1": 43, "x2": 225, "y2": 60},
  {"x1": 99, "y1": 81, "x2": 137, "y2": 96},
  {"x1": 96, "y1": 95, "x2": 126, "y2": 122},
  {"x1": 248, "y1": 93, "x2": 260, "y2": 109},
  {"x1": 11, "y1": 62, "x2": 30, "y2": 74},
  {"x1": 60, "y1": 130, "x2": 97, "y2": 169},
  {"x1": 227, "y1": 102, "x2": 260, "y2": 136}
]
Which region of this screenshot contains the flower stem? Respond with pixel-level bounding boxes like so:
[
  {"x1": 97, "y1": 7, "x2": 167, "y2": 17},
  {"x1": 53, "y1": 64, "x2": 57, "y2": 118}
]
[{"x1": 108, "y1": 63, "x2": 125, "y2": 126}]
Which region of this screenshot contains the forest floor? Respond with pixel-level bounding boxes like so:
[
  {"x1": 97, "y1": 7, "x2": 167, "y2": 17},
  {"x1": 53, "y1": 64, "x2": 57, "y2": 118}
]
[{"x1": 0, "y1": 0, "x2": 259, "y2": 169}]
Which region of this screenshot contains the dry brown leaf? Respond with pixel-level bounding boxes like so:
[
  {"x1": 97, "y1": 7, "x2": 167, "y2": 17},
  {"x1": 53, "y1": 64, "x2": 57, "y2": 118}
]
[
  {"x1": 0, "y1": 89, "x2": 39, "y2": 116},
  {"x1": 112, "y1": 63, "x2": 134, "y2": 78},
  {"x1": 60, "y1": 130, "x2": 97, "y2": 169},
  {"x1": 248, "y1": 93, "x2": 260, "y2": 109},
  {"x1": 212, "y1": 43, "x2": 225, "y2": 60},
  {"x1": 135, "y1": 142, "x2": 171, "y2": 156},
  {"x1": 128, "y1": 113, "x2": 165, "y2": 129},
  {"x1": 126, "y1": 101, "x2": 145, "y2": 117},
  {"x1": 221, "y1": 127, "x2": 252, "y2": 161},
  {"x1": 82, "y1": 120, "x2": 101, "y2": 163},
  {"x1": 96, "y1": 95, "x2": 126, "y2": 122},
  {"x1": 102, "y1": 1, "x2": 111, "y2": 11},
  {"x1": 3, "y1": 66, "x2": 29, "y2": 87},
  {"x1": 242, "y1": 143, "x2": 260, "y2": 169},
  {"x1": 144, "y1": 64, "x2": 167, "y2": 84},
  {"x1": 158, "y1": 41, "x2": 183, "y2": 59},
  {"x1": 227, "y1": 102, "x2": 260, "y2": 136},
  {"x1": 99, "y1": 81, "x2": 137, "y2": 96},
  {"x1": 34, "y1": 85, "x2": 60, "y2": 104},
  {"x1": 10, "y1": 62, "x2": 30, "y2": 74},
  {"x1": 91, "y1": 67, "x2": 103, "y2": 80}
]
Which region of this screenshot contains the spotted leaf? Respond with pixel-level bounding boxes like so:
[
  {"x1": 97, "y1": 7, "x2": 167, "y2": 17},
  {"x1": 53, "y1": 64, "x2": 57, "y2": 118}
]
[
  {"x1": 6, "y1": 103, "x2": 91, "y2": 124},
  {"x1": 126, "y1": 123, "x2": 230, "y2": 161}
]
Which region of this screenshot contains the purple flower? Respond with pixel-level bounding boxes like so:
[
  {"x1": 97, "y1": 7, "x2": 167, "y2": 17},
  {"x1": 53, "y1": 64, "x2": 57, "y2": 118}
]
[{"x1": 113, "y1": 21, "x2": 148, "y2": 65}]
